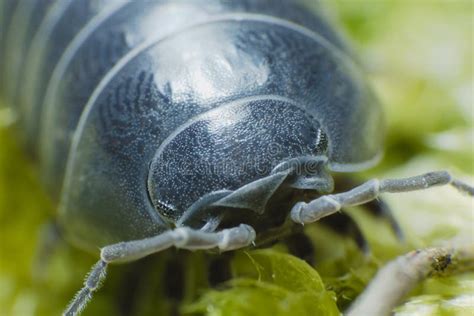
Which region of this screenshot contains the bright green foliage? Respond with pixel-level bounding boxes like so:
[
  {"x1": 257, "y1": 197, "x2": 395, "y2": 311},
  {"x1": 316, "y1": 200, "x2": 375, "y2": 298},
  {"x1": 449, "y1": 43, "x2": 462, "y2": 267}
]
[
  {"x1": 184, "y1": 250, "x2": 339, "y2": 316},
  {"x1": 0, "y1": 1, "x2": 473, "y2": 315}
]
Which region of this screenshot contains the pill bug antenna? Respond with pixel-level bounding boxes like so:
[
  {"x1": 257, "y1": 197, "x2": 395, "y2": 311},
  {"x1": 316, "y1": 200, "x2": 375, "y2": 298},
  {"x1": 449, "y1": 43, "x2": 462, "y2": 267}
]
[
  {"x1": 451, "y1": 178, "x2": 474, "y2": 195},
  {"x1": 363, "y1": 198, "x2": 405, "y2": 242},
  {"x1": 63, "y1": 224, "x2": 256, "y2": 315},
  {"x1": 291, "y1": 170, "x2": 474, "y2": 225},
  {"x1": 63, "y1": 260, "x2": 108, "y2": 316},
  {"x1": 200, "y1": 215, "x2": 224, "y2": 233}
]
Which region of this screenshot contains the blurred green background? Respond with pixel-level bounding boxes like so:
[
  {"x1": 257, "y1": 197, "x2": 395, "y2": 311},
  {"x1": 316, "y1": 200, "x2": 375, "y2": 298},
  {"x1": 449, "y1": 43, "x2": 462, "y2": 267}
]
[{"x1": 0, "y1": 1, "x2": 472, "y2": 315}]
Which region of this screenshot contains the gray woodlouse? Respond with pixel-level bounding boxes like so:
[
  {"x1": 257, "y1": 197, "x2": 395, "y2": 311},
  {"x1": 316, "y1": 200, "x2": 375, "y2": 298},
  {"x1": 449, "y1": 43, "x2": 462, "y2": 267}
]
[{"x1": 1, "y1": 1, "x2": 472, "y2": 315}]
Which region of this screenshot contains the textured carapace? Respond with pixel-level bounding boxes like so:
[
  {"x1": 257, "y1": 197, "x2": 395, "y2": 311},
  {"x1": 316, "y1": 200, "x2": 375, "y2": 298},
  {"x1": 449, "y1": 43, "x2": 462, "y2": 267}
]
[
  {"x1": 1, "y1": 0, "x2": 383, "y2": 251},
  {"x1": 6, "y1": 2, "x2": 474, "y2": 316}
]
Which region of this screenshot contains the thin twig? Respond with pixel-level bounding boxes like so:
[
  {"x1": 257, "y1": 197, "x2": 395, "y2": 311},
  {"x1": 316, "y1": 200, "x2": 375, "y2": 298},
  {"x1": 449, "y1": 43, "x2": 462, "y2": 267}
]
[{"x1": 347, "y1": 241, "x2": 474, "y2": 316}]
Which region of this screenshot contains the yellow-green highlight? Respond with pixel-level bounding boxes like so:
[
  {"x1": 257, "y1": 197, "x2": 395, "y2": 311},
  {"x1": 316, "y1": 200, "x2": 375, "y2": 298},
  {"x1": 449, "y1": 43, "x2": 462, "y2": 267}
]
[{"x1": 1, "y1": 1, "x2": 473, "y2": 315}]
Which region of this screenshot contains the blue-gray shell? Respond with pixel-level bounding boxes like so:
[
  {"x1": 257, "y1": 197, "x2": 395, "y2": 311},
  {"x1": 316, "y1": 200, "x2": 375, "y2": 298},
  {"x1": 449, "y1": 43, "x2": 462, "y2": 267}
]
[{"x1": 1, "y1": 0, "x2": 384, "y2": 251}]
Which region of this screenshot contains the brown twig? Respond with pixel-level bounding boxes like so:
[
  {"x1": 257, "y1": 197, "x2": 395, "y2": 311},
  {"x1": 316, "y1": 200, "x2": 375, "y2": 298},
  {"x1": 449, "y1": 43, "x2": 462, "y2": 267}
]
[{"x1": 347, "y1": 241, "x2": 474, "y2": 316}]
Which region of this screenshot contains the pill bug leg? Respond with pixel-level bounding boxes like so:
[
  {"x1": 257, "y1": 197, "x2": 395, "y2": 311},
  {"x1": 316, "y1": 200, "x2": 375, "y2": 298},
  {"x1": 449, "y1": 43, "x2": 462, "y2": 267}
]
[
  {"x1": 291, "y1": 171, "x2": 474, "y2": 225},
  {"x1": 318, "y1": 212, "x2": 370, "y2": 255},
  {"x1": 64, "y1": 224, "x2": 256, "y2": 316},
  {"x1": 284, "y1": 231, "x2": 316, "y2": 265},
  {"x1": 64, "y1": 260, "x2": 107, "y2": 316},
  {"x1": 207, "y1": 252, "x2": 234, "y2": 287},
  {"x1": 115, "y1": 256, "x2": 156, "y2": 316},
  {"x1": 362, "y1": 199, "x2": 404, "y2": 241},
  {"x1": 332, "y1": 177, "x2": 404, "y2": 241}
]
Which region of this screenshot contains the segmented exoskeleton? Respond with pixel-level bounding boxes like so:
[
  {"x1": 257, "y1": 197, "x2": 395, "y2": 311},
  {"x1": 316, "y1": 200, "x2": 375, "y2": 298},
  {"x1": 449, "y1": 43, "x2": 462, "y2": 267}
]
[{"x1": 1, "y1": 1, "x2": 472, "y2": 315}]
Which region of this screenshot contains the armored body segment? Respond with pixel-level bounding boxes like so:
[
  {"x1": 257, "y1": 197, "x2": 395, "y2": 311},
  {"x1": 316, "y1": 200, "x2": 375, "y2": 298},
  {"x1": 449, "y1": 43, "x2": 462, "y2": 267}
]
[
  {"x1": 60, "y1": 18, "x2": 383, "y2": 250},
  {"x1": 2, "y1": 0, "x2": 55, "y2": 106},
  {"x1": 18, "y1": 0, "x2": 126, "y2": 153},
  {"x1": 4, "y1": 3, "x2": 474, "y2": 316},
  {"x1": 39, "y1": 0, "x2": 232, "y2": 199},
  {"x1": 0, "y1": 0, "x2": 18, "y2": 98},
  {"x1": 39, "y1": 0, "x2": 350, "y2": 200},
  {"x1": 148, "y1": 97, "x2": 326, "y2": 221}
]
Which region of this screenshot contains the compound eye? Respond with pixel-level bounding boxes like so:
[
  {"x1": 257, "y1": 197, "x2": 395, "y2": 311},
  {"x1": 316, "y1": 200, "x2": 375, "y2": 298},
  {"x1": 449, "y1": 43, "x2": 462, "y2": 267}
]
[{"x1": 314, "y1": 128, "x2": 329, "y2": 154}]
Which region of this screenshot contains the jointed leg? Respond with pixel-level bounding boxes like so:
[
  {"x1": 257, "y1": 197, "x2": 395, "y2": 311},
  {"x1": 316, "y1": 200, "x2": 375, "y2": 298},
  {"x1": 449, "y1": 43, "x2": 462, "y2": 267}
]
[
  {"x1": 363, "y1": 199, "x2": 404, "y2": 241},
  {"x1": 319, "y1": 211, "x2": 370, "y2": 254},
  {"x1": 63, "y1": 224, "x2": 255, "y2": 316},
  {"x1": 284, "y1": 232, "x2": 316, "y2": 265},
  {"x1": 291, "y1": 171, "x2": 473, "y2": 224},
  {"x1": 332, "y1": 177, "x2": 404, "y2": 241},
  {"x1": 63, "y1": 261, "x2": 107, "y2": 316},
  {"x1": 207, "y1": 252, "x2": 234, "y2": 287}
]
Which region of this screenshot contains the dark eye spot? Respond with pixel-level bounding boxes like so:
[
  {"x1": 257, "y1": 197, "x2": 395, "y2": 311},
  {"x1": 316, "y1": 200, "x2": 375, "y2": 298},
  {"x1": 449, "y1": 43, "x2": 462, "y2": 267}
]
[{"x1": 315, "y1": 129, "x2": 328, "y2": 154}]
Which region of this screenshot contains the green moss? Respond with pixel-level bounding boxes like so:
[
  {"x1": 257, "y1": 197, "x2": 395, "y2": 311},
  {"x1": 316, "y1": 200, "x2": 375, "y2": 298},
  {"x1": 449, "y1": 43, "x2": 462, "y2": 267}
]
[
  {"x1": 183, "y1": 250, "x2": 339, "y2": 316},
  {"x1": 1, "y1": 1, "x2": 473, "y2": 315}
]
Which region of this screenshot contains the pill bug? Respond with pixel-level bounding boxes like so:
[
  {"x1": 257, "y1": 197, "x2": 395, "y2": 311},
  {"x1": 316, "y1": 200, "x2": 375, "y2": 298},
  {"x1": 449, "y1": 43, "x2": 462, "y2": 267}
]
[
  {"x1": 3, "y1": 0, "x2": 371, "y2": 247},
  {"x1": 1, "y1": 1, "x2": 472, "y2": 315}
]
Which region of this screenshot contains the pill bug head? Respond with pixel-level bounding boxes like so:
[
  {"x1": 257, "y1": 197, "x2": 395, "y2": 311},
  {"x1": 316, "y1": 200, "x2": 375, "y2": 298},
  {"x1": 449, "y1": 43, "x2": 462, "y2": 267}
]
[{"x1": 147, "y1": 96, "x2": 333, "y2": 229}]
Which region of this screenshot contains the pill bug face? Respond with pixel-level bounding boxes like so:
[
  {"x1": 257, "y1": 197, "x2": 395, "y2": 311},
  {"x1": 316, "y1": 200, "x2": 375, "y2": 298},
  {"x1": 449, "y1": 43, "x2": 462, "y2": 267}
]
[
  {"x1": 2, "y1": 0, "x2": 383, "y2": 266},
  {"x1": 55, "y1": 9, "x2": 383, "y2": 249},
  {"x1": 147, "y1": 96, "x2": 331, "y2": 221},
  {"x1": 1, "y1": 0, "x2": 386, "y2": 250},
  {"x1": 0, "y1": 0, "x2": 382, "y2": 250},
  {"x1": 5, "y1": 1, "x2": 472, "y2": 315}
]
